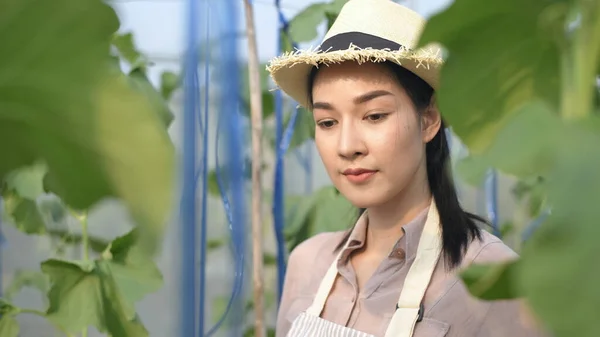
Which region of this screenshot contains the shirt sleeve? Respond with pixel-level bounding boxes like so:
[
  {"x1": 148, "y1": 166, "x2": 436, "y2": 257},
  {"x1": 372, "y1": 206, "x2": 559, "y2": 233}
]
[{"x1": 275, "y1": 249, "x2": 298, "y2": 337}]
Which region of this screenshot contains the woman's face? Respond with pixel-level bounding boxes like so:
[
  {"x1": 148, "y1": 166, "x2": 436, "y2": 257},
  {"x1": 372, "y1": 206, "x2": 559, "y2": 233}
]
[{"x1": 311, "y1": 62, "x2": 440, "y2": 209}]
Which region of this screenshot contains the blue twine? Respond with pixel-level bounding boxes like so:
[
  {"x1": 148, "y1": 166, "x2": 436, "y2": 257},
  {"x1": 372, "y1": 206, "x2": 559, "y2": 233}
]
[
  {"x1": 522, "y1": 209, "x2": 550, "y2": 242},
  {"x1": 485, "y1": 169, "x2": 500, "y2": 237},
  {"x1": 179, "y1": 0, "x2": 201, "y2": 334},
  {"x1": 204, "y1": 0, "x2": 247, "y2": 335},
  {"x1": 196, "y1": 1, "x2": 211, "y2": 335},
  {"x1": 272, "y1": 0, "x2": 302, "y2": 304}
]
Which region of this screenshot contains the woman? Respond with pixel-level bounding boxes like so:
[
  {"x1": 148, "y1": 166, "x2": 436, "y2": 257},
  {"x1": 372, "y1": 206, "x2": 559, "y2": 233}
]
[{"x1": 266, "y1": 1, "x2": 546, "y2": 336}]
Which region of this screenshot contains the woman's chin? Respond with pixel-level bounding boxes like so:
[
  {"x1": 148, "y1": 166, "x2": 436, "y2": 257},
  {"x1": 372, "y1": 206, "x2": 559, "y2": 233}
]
[{"x1": 344, "y1": 194, "x2": 386, "y2": 209}]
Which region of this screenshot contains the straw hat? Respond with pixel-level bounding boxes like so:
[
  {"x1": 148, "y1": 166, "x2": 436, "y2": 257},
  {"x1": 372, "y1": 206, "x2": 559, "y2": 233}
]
[{"x1": 266, "y1": 0, "x2": 443, "y2": 108}]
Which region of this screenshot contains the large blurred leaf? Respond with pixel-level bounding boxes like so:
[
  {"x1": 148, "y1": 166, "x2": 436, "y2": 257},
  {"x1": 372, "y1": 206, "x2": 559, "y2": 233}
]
[
  {"x1": 41, "y1": 230, "x2": 160, "y2": 335},
  {"x1": 460, "y1": 261, "x2": 522, "y2": 300},
  {"x1": 288, "y1": 0, "x2": 347, "y2": 43},
  {"x1": 518, "y1": 130, "x2": 600, "y2": 337},
  {"x1": 419, "y1": 0, "x2": 566, "y2": 153},
  {"x1": 128, "y1": 68, "x2": 175, "y2": 127},
  {"x1": 1, "y1": 0, "x2": 175, "y2": 254},
  {"x1": 455, "y1": 101, "x2": 562, "y2": 183}
]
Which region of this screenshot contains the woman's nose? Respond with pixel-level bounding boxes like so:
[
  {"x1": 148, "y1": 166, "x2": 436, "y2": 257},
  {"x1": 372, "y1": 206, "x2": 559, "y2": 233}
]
[{"x1": 337, "y1": 121, "x2": 367, "y2": 160}]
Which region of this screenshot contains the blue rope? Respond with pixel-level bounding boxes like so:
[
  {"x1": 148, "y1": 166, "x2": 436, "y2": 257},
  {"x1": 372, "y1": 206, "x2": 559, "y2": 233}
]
[
  {"x1": 179, "y1": 0, "x2": 201, "y2": 334},
  {"x1": 485, "y1": 169, "x2": 500, "y2": 237},
  {"x1": 196, "y1": 1, "x2": 211, "y2": 335},
  {"x1": 522, "y1": 209, "x2": 550, "y2": 241},
  {"x1": 204, "y1": 0, "x2": 247, "y2": 335},
  {"x1": 272, "y1": 0, "x2": 302, "y2": 304}
]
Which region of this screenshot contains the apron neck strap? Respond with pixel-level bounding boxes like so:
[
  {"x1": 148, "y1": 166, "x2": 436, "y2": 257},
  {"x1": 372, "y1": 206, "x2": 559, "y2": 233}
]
[
  {"x1": 306, "y1": 199, "x2": 443, "y2": 329},
  {"x1": 384, "y1": 200, "x2": 442, "y2": 337}
]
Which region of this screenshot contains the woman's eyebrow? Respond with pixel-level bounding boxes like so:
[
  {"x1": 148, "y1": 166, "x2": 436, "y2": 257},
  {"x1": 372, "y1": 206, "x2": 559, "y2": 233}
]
[
  {"x1": 353, "y1": 90, "x2": 393, "y2": 104},
  {"x1": 312, "y1": 101, "x2": 334, "y2": 110},
  {"x1": 313, "y1": 90, "x2": 394, "y2": 110}
]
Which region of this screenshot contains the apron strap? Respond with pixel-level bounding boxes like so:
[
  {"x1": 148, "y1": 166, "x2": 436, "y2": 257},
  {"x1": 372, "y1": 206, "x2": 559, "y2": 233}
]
[
  {"x1": 384, "y1": 200, "x2": 442, "y2": 337},
  {"x1": 305, "y1": 200, "x2": 442, "y2": 337}
]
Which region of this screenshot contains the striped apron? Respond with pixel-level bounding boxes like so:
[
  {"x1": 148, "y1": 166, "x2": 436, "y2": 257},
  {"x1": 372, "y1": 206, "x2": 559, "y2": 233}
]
[{"x1": 286, "y1": 200, "x2": 443, "y2": 337}]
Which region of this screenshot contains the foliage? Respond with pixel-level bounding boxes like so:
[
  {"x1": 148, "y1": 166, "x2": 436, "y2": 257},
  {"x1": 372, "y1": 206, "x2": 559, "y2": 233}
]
[
  {"x1": 0, "y1": 0, "x2": 179, "y2": 335},
  {"x1": 420, "y1": 0, "x2": 600, "y2": 335}
]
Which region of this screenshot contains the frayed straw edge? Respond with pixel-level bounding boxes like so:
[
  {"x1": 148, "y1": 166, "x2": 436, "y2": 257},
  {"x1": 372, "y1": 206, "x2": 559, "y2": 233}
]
[{"x1": 266, "y1": 43, "x2": 443, "y2": 74}]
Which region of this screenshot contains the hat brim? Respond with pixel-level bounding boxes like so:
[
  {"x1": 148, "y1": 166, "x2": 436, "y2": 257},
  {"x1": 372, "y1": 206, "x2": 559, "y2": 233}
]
[{"x1": 267, "y1": 46, "x2": 443, "y2": 109}]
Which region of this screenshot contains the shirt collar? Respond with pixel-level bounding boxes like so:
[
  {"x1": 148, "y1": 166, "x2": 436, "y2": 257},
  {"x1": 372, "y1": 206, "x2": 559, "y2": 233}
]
[{"x1": 339, "y1": 206, "x2": 430, "y2": 263}]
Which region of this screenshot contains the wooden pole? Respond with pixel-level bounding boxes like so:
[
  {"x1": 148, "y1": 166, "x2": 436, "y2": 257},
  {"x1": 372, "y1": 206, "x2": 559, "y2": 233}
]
[{"x1": 242, "y1": 1, "x2": 265, "y2": 337}]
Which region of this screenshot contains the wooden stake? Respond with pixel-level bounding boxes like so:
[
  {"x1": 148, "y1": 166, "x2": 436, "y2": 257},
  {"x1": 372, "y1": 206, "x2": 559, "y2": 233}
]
[{"x1": 242, "y1": 1, "x2": 265, "y2": 337}]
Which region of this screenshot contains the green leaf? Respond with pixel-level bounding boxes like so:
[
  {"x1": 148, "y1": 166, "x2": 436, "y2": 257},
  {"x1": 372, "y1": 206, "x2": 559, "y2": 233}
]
[
  {"x1": 2, "y1": 190, "x2": 46, "y2": 235},
  {"x1": 112, "y1": 32, "x2": 147, "y2": 69},
  {"x1": 4, "y1": 270, "x2": 49, "y2": 301},
  {"x1": 42, "y1": 230, "x2": 160, "y2": 335},
  {"x1": 419, "y1": 0, "x2": 566, "y2": 154},
  {"x1": 207, "y1": 238, "x2": 226, "y2": 250},
  {"x1": 105, "y1": 230, "x2": 163, "y2": 307},
  {"x1": 0, "y1": 299, "x2": 18, "y2": 315},
  {"x1": 460, "y1": 261, "x2": 521, "y2": 300},
  {"x1": 3, "y1": 162, "x2": 47, "y2": 200},
  {"x1": 128, "y1": 68, "x2": 175, "y2": 128},
  {"x1": 455, "y1": 101, "x2": 562, "y2": 184},
  {"x1": 1, "y1": 0, "x2": 175, "y2": 255},
  {"x1": 207, "y1": 169, "x2": 222, "y2": 197},
  {"x1": 160, "y1": 70, "x2": 180, "y2": 101},
  {"x1": 0, "y1": 314, "x2": 19, "y2": 337},
  {"x1": 240, "y1": 64, "x2": 274, "y2": 119},
  {"x1": 46, "y1": 229, "x2": 109, "y2": 252},
  {"x1": 288, "y1": 0, "x2": 347, "y2": 43},
  {"x1": 311, "y1": 186, "x2": 356, "y2": 233},
  {"x1": 263, "y1": 253, "x2": 277, "y2": 266},
  {"x1": 518, "y1": 132, "x2": 600, "y2": 337},
  {"x1": 288, "y1": 108, "x2": 315, "y2": 150},
  {"x1": 284, "y1": 186, "x2": 357, "y2": 252},
  {"x1": 454, "y1": 155, "x2": 489, "y2": 186},
  {"x1": 288, "y1": 3, "x2": 330, "y2": 43}
]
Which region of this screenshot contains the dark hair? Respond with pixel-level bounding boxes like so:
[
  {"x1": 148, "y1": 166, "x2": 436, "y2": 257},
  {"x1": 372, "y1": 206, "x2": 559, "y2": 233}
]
[{"x1": 307, "y1": 61, "x2": 486, "y2": 269}]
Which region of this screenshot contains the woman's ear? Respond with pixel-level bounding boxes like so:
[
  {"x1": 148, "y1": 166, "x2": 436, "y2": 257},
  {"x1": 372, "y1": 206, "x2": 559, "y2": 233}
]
[{"x1": 421, "y1": 96, "x2": 442, "y2": 143}]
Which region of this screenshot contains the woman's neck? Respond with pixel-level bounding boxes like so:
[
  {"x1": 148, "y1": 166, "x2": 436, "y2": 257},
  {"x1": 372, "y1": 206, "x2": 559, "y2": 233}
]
[{"x1": 364, "y1": 174, "x2": 432, "y2": 257}]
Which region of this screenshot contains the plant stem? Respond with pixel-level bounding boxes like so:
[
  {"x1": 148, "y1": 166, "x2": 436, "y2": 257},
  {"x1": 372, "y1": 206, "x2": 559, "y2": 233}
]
[
  {"x1": 242, "y1": 0, "x2": 266, "y2": 336},
  {"x1": 70, "y1": 209, "x2": 90, "y2": 337},
  {"x1": 562, "y1": 0, "x2": 600, "y2": 120},
  {"x1": 18, "y1": 308, "x2": 47, "y2": 317},
  {"x1": 81, "y1": 214, "x2": 89, "y2": 261},
  {"x1": 81, "y1": 212, "x2": 89, "y2": 337}
]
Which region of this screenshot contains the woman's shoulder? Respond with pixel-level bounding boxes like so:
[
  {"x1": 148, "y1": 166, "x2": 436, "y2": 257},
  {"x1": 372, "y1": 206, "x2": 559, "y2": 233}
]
[{"x1": 463, "y1": 229, "x2": 519, "y2": 266}]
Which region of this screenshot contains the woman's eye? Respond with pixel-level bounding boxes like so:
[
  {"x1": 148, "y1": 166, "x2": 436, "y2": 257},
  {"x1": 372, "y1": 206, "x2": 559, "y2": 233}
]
[
  {"x1": 365, "y1": 113, "x2": 388, "y2": 122},
  {"x1": 317, "y1": 120, "x2": 337, "y2": 129}
]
